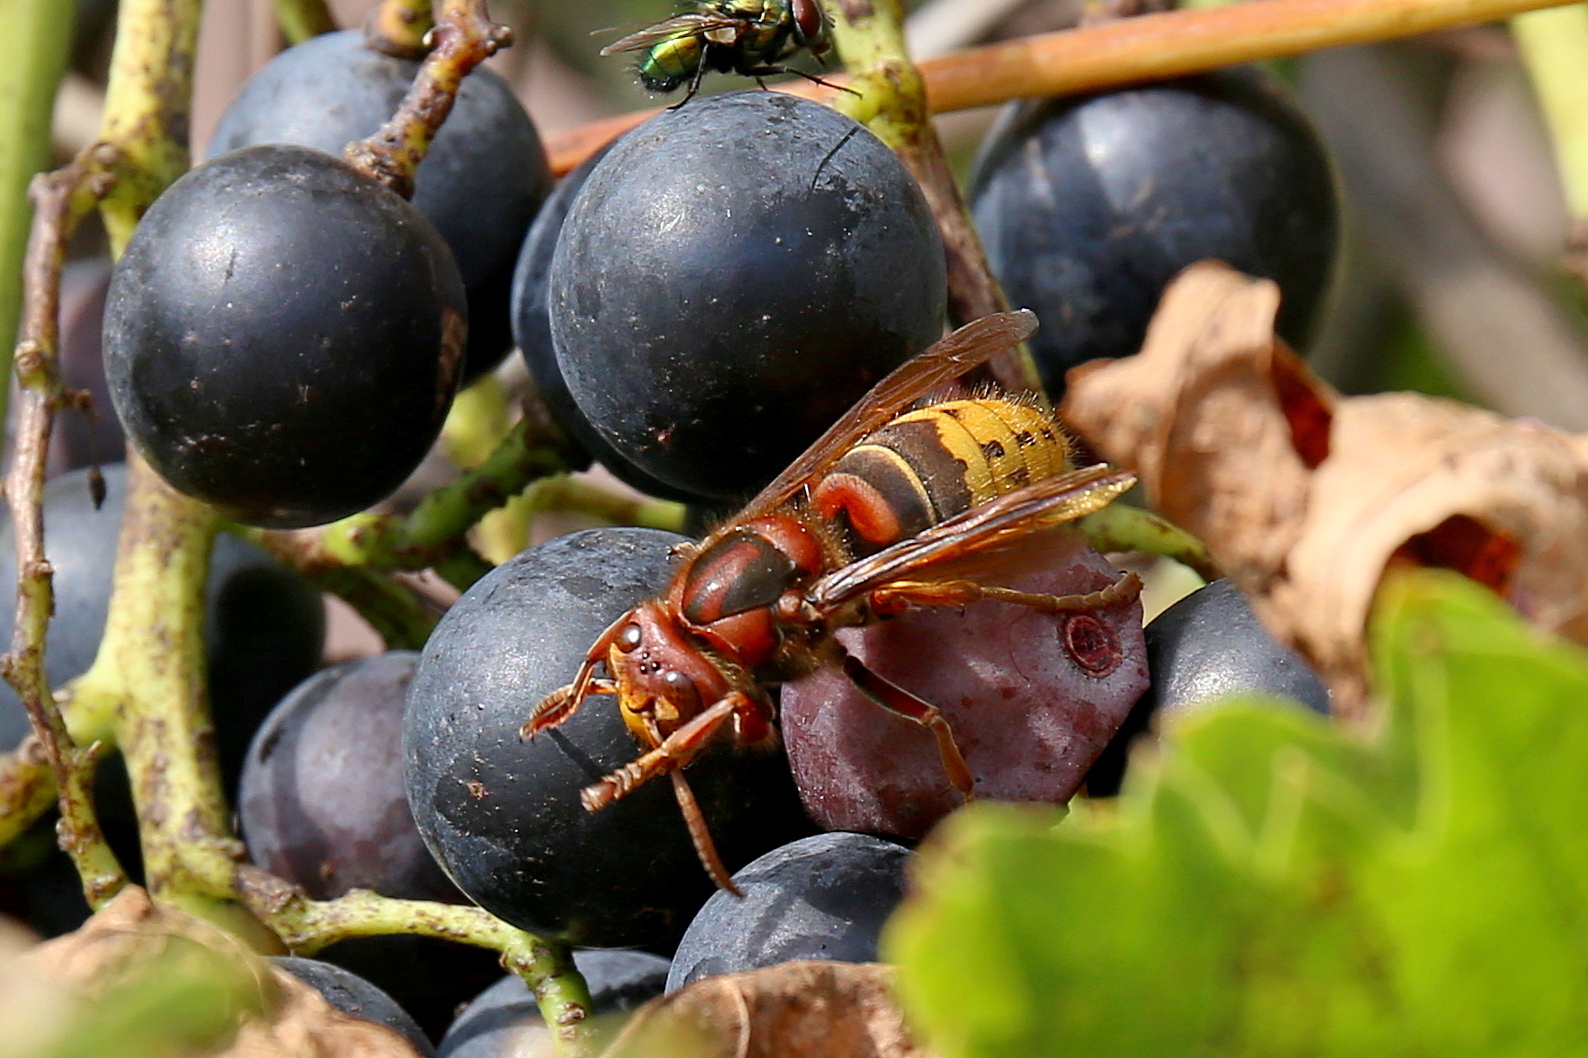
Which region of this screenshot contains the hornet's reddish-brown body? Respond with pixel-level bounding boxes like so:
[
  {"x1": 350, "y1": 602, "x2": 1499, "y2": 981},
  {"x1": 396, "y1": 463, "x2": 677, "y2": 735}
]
[{"x1": 521, "y1": 312, "x2": 1141, "y2": 892}]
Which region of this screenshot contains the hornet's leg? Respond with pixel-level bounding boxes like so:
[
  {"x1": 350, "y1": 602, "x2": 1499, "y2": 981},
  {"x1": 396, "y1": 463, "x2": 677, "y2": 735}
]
[
  {"x1": 836, "y1": 647, "x2": 975, "y2": 801},
  {"x1": 869, "y1": 571, "x2": 1143, "y2": 617},
  {"x1": 580, "y1": 694, "x2": 757, "y2": 894},
  {"x1": 671, "y1": 768, "x2": 740, "y2": 896},
  {"x1": 580, "y1": 692, "x2": 755, "y2": 811},
  {"x1": 520, "y1": 614, "x2": 630, "y2": 739}
]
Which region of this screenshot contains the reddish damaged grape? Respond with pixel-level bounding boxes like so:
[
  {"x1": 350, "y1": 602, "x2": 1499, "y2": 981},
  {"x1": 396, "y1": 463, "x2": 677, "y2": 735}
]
[{"x1": 780, "y1": 535, "x2": 1147, "y2": 839}]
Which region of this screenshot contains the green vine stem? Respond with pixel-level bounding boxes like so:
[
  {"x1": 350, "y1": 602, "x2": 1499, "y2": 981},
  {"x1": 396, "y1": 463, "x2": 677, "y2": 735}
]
[
  {"x1": 0, "y1": 0, "x2": 75, "y2": 433},
  {"x1": 303, "y1": 409, "x2": 578, "y2": 572},
  {"x1": 1075, "y1": 504, "x2": 1221, "y2": 582},
  {"x1": 521, "y1": 477, "x2": 689, "y2": 534},
  {"x1": 238, "y1": 528, "x2": 441, "y2": 650},
  {"x1": 79, "y1": 457, "x2": 261, "y2": 933},
  {"x1": 96, "y1": 0, "x2": 203, "y2": 254},
  {"x1": 346, "y1": 0, "x2": 511, "y2": 198},
  {"x1": 367, "y1": 0, "x2": 436, "y2": 58},
  {"x1": 274, "y1": 0, "x2": 338, "y2": 45},
  {"x1": 1511, "y1": 6, "x2": 1588, "y2": 282},
  {"x1": 822, "y1": 0, "x2": 1040, "y2": 397},
  {"x1": 444, "y1": 375, "x2": 537, "y2": 563},
  {"x1": 231, "y1": 867, "x2": 596, "y2": 1057},
  {"x1": 549, "y1": 0, "x2": 1586, "y2": 175}
]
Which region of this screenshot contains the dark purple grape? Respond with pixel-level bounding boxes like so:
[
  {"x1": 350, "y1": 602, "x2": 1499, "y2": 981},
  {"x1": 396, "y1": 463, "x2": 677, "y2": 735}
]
[
  {"x1": 549, "y1": 92, "x2": 946, "y2": 502},
  {"x1": 781, "y1": 540, "x2": 1147, "y2": 839},
  {"x1": 404, "y1": 527, "x2": 814, "y2": 948},
  {"x1": 103, "y1": 144, "x2": 466, "y2": 529},
  {"x1": 272, "y1": 956, "x2": 435, "y2": 1056},
  {"x1": 666, "y1": 832, "x2": 910, "y2": 992},
  {"x1": 438, "y1": 951, "x2": 670, "y2": 1058},
  {"x1": 1085, "y1": 578, "x2": 1331, "y2": 796},
  {"x1": 970, "y1": 68, "x2": 1339, "y2": 397},
  {"x1": 240, "y1": 651, "x2": 499, "y2": 1039},
  {"x1": 512, "y1": 145, "x2": 700, "y2": 503},
  {"x1": 240, "y1": 652, "x2": 453, "y2": 902},
  {"x1": 207, "y1": 29, "x2": 552, "y2": 380}
]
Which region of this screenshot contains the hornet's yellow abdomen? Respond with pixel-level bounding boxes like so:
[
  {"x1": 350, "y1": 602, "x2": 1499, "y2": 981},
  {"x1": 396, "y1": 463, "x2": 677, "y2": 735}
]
[{"x1": 811, "y1": 397, "x2": 1075, "y2": 552}]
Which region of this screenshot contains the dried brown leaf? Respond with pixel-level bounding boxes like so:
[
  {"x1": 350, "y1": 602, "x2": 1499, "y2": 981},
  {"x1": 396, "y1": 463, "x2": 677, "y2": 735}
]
[
  {"x1": 22, "y1": 886, "x2": 425, "y2": 1058},
  {"x1": 1060, "y1": 260, "x2": 1588, "y2": 714},
  {"x1": 601, "y1": 961, "x2": 930, "y2": 1058}
]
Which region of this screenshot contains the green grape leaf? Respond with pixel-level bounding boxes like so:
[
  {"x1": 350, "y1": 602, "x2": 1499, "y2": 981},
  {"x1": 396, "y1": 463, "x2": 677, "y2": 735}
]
[{"x1": 886, "y1": 570, "x2": 1588, "y2": 1058}]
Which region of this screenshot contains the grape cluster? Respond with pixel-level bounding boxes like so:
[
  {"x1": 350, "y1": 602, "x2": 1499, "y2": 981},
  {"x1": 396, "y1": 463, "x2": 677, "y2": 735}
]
[{"x1": 5, "y1": 12, "x2": 1345, "y2": 1048}]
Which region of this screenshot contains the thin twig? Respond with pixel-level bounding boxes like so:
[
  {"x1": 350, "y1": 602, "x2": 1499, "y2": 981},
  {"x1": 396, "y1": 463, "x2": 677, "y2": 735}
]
[
  {"x1": 345, "y1": 0, "x2": 513, "y2": 198},
  {"x1": 0, "y1": 145, "x2": 126, "y2": 902},
  {"x1": 547, "y1": 0, "x2": 1585, "y2": 176}
]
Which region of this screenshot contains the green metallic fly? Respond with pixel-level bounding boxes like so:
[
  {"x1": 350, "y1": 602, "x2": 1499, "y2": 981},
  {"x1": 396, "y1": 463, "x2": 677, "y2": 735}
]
[{"x1": 601, "y1": 0, "x2": 845, "y2": 104}]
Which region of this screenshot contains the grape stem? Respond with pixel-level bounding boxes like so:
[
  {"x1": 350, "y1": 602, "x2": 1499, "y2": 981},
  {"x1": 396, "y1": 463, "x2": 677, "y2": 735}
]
[
  {"x1": 247, "y1": 399, "x2": 584, "y2": 617},
  {"x1": 231, "y1": 867, "x2": 597, "y2": 1058},
  {"x1": 367, "y1": 0, "x2": 436, "y2": 58},
  {"x1": 521, "y1": 477, "x2": 690, "y2": 535},
  {"x1": 1, "y1": 138, "x2": 128, "y2": 905},
  {"x1": 821, "y1": 0, "x2": 1041, "y2": 398},
  {"x1": 551, "y1": 0, "x2": 1586, "y2": 176},
  {"x1": 297, "y1": 407, "x2": 578, "y2": 568},
  {"x1": 1075, "y1": 505, "x2": 1221, "y2": 582},
  {"x1": 235, "y1": 529, "x2": 443, "y2": 651},
  {"x1": 345, "y1": 0, "x2": 513, "y2": 198},
  {"x1": 0, "y1": 0, "x2": 75, "y2": 435},
  {"x1": 274, "y1": 0, "x2": 338, "y2": 45},
  {"x1": 444, "y1": 375, "x2": 539, "y2": 565}
]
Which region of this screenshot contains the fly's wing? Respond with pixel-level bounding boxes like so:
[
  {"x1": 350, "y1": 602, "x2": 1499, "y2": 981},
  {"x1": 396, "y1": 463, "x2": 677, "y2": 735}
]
[
  {"x1": 599, "y1": 13, "x2": 745, "y2": 54},
  {"x1": 734, "y1": 309, "x2": 1039, "y2": 522},
  {"x1": 807, "y1": 464, "x2": 1135, "y2": 609}
]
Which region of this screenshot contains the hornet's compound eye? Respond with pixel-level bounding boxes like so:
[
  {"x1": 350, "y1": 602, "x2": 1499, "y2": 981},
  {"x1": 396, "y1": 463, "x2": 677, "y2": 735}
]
[
  {"x1": 662, "y1": 669, "x2": 702, "y2": 714},
  {"x1": 617, "y1": 622, "x2": 644, "y2": 652}
]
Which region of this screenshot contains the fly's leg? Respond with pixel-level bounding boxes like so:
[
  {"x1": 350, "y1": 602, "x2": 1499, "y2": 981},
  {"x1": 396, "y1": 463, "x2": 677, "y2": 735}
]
[
  {"x1": 742, "y1": 65, "x2": 861, "y2": 96},
  {"x1": 836, "y1": 647, "x2": 975, "y2": 802},
  {"x1": 669, "y1": 58, "x2": 710, "y2": 108},
  {"x1": 869, "y1": 571, "x2": 1144, "y2": 616}
]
